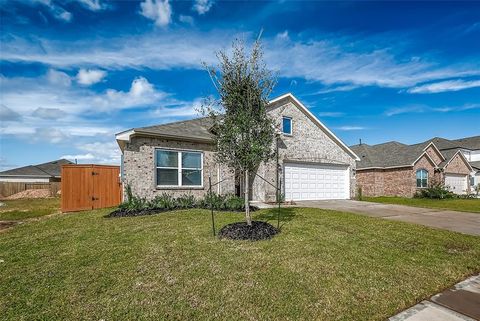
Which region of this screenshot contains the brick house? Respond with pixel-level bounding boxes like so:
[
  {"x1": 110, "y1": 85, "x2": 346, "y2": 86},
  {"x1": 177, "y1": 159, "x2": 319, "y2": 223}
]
[
  {"x1": 116, "y1": 93, "x2": 360, "y2": 202},
  {"x1": 350, "y1": 136, "x2": 479, "y2": 197}
]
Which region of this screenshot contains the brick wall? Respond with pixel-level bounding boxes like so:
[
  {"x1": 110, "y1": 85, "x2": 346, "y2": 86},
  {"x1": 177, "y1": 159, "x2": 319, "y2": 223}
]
[
  {"x1": 357, "y1": 154, "x2": 438, "y2": 197},
  {"x1": 123, "y1": 136, "x2": 234, "y2": 200}
]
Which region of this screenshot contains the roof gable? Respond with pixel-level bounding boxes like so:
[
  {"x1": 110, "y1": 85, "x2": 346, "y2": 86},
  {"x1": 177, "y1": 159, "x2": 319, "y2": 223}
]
[{"x1": 269, "y1": 93, "x2": 360, "y2": 161}]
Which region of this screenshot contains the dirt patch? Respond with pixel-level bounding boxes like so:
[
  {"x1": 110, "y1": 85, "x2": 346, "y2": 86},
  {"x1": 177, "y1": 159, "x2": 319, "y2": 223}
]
[
  {"x1": 0, "y1": 221, "x2": 18, "y2": 231},
  {"x1": 218, "y1": 221, "x2": 279, "y2": 241},
  {"x1": 5, "y1": 189, "x2": 52, "y2": 200}
]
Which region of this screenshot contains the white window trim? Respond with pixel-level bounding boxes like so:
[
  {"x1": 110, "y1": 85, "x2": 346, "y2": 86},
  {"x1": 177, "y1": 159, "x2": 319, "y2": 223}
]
[
  {"x1": 416, "y1": 169, "x2": 428, "y2": 188},
  {"x1": 155, "y1": 148, "x2": 203, "y2": 188},
  {"x1": 282, "y1": 116, "x2": 293, "y2": 136}
]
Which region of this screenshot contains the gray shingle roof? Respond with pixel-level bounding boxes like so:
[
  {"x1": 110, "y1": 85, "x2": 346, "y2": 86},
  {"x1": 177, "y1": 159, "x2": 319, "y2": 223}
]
[
  {"x1": 351, "y1": 136, "x2": 479, "y2": 170},
  {"x1": 135, "y1": 117, "x2": 215, "y2": 142},
  {"x1": 0, "y1": 159, "x2": 73, "y2": 177},
  {"x1": 452, "y1": 136, "x2": 480, "y2": 150},
  {"x1": 471, "y1": 161, "x2": 480, "y2": 171}
]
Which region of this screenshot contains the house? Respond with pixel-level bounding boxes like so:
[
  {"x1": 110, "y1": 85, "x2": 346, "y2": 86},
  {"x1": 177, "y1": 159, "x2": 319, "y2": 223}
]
[
  {"x1": 116, "y1": 93, "x2": 359, "y2": 202},
  {"x1": 0, "y1": 159, "x2": 73, "y2": 183},
  {"x1": 350, "y1": 136, "x2": 480, "y2": 197}
]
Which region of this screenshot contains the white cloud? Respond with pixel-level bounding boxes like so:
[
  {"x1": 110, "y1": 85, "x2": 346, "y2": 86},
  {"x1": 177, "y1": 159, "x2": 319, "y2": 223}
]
[
  {"x1": 276, "y1": 31, "x2": 289, "y2": 40},
  {"x1": 335, "y1": 126, "x2": 366, "y2": 131},
  {"x1": 76, "y1": 69, "x2": 106, "y2": 85},
  {"x1": 77, "y1": 0, "x2": 107, "y2": 11},
  {"x1": 4, "y1": 30, "x2": 480, "y2": 91},
  {"x1": 317, "y1": 112, "x2": 345, "y2": 117},
  {"x1": 0, "y1": 105, "x2": 21, "y2": 121},
  {"x1": 192, "y1": 0, "x2": 214, "y2": 15},
  {"x1": 384, "y1": 105, "x2": 426, "y2": 116},
  {"x1": 407, "y1": 79, "x2": 480, "y2": 93},
  {"x1": 46, "y1": 69, "x2": 71, "y2": 86},
  {"x1": 32, "y1": 107, "x2": 67, "y2": 120},
  {"x1": 62, "y1": 142, "x2": 121, "y2": 164},
  {"x1": 31, "y1": 0, "x2": 73, "y2": 22},
  {"x1": 179, "y1": 15, "x2": 194, "y2": 25},
  {"x1": 140, "y1": 0, "x2": 172, "y2": 27}
]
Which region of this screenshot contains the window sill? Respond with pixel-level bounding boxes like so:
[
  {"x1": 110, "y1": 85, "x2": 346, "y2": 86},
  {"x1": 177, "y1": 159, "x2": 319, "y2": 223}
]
[{"x1": 156, "y1": 186, "x2": 204, "y2": 190}]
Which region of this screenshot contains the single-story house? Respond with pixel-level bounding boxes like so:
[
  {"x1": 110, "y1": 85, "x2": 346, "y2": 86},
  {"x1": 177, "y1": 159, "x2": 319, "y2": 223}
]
[
  {"x1": 0, "y1": 159, "x2": 73, "y2": 183},
  {"x1": 116, "y1": 93, "x2": 360, "y2": 202},
  {"x1": 350, "y1": 136, "x2": 480, "y2": 197}
]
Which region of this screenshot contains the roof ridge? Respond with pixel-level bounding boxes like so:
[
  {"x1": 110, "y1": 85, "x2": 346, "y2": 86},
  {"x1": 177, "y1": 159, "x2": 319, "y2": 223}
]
[{"x1": 137, "y1": 115, "x2": 208, "y2": 131}]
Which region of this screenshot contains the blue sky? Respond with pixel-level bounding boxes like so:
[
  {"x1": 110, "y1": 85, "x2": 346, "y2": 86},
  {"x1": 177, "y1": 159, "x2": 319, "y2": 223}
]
[{"x1": 1, "y1": 0, "x2": 479, "y2": 170}]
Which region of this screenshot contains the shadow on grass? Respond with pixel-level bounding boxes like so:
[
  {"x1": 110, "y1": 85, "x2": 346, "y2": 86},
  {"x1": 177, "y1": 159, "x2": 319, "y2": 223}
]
[{"x1": 254, "y1": 207, "x2": 296, "y2": 229}]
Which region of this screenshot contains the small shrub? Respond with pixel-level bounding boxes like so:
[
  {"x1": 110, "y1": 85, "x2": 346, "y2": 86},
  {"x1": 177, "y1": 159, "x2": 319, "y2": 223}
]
[
  {"x1": 176, "y1": 194, "x2": 197, "y2": 209},
  {"x1": 224, "y1": 195, "x2": 245, "y2": 211},
  {"x1": 356, "y1": 186, "x2": 363, "y2": 201},
  {"x1": 118, "y1": 194, "x2": 149, "y2": 212},
  {"x1": 201, "y1": 192, "x2": 226, "y2": 210},
  {"x1": 149, "y1": 193, "x2": 177, "y2": 210},
  {"x1": 415, "y1": 182, "x2": 455, "y2": 199}
]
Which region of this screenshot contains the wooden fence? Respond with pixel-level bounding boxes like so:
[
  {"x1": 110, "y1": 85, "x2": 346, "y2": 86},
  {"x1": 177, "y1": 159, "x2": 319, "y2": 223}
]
[
  {"x1": 0, "y1": 182, "x2": 61, "y2": 199},
  {"x1": 61, "y1": 165, "x2": 122, "y2": 212}
]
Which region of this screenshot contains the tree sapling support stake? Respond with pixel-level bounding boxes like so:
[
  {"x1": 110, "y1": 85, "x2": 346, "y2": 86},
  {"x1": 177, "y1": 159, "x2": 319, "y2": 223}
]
[{"x1": 209, "y1": 175, "x2": 215, "y2": 237}]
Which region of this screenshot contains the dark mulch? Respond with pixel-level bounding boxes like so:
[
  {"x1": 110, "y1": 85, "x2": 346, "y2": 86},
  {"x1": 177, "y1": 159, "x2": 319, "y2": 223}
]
[
  {"x1": 218, "y1": 221, "x2": 279, "y2": 241},
  {"x1": 0, "y1": 221, "x2": 18, "y2": 231},
  {"x1": 106, "y1": 208, "x2": 168, "y2": 218},
  {"x1": 106, "y1": 206, "x2": 258, "y2": 218}
]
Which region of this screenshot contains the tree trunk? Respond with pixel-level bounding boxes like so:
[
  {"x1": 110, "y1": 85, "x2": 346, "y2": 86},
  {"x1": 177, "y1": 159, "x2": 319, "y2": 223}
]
[{"x1": 244, "y1": 169, "x2": 252, "y2": 225}]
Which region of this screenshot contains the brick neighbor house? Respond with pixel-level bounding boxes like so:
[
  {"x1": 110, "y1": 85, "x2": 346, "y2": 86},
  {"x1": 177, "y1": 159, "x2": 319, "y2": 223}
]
[
  {"x1": 350, "y1": 136, "x2": 480, "y2": 197},
  {"x1": 116, "y1": 93, "x2": 360, "y2": 202}
]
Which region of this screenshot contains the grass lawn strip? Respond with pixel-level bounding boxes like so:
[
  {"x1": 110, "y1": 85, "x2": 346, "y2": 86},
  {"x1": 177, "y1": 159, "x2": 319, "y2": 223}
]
[
  {"x1": 363, "y1": 197, "x2": 480, "y2": 213},
  {"x1": 0, "y1": 198, "x2": 60, "y2": 221},
  {"x1": 0, "y1": 205, "x2": 479, "y2": 320}
]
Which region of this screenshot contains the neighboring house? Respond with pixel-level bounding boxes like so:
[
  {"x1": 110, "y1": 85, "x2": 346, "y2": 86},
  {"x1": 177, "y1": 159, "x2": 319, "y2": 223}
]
[
  {"x1": 0, "y1": 159, "x2": 73, "y2": 183},
  {"x1": 350, "y1": 136, "x2": 480, "y2": 197},
  {"x1": 116, "y1": 93, "x2": 359, "y2": 202}
]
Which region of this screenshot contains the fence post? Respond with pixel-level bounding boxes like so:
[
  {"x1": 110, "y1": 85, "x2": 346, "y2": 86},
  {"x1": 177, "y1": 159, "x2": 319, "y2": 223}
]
[
  {"x1": 277, "y1": 179, "x2": 281, "y2": 229},
  {"x1": 209, "y1": 175, "x2": 216, "y2": 237}
]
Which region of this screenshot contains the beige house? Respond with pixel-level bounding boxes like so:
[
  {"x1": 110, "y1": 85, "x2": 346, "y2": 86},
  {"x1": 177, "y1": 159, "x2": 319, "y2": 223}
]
[
  {"x1": 116, "y1": 93, "x2": 359, "y2": 202},
  {"x1": 350, "y1": 136, "x2": 479, "y2": 197}
]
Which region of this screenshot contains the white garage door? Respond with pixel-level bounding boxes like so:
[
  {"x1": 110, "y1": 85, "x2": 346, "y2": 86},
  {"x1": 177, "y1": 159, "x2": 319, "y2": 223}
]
[
  {"x1": 284, "y1": 163, "x2": 350, "y2": 201},
  {"x1": 445, "y1": 174, "x2": 468, "y2": 195}
]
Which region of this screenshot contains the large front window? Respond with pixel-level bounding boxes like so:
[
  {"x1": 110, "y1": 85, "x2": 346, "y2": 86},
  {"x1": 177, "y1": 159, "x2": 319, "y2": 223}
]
[
  {"x1": 156, "y1": 149, "x2": 203, "y2": 187},
  {"x1": 416, "y1": 169, "x2": 428, "y2": 188}
]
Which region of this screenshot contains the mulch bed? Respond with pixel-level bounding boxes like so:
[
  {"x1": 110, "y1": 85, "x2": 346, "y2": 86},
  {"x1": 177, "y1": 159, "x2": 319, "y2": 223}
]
[
  {"x1": 218, "y1": 221, "x2": 279, "y2": 241},
  {"x1": 106, "y1": 206, "x2": 258, "y2": 218}
]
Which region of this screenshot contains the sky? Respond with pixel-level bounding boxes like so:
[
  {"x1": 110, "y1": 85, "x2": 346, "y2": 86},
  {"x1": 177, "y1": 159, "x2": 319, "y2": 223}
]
[{"x1": 1, "y1": 0, "x2": 480, "y2": 171}]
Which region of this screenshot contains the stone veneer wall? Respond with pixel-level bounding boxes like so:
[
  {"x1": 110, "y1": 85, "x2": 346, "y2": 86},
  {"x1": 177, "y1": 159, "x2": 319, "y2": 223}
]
[
  {"x1": 251, "y1": 100, "x2": 357, "y2": 202},
  {"x1": 123, "y1": 136, "x2": 234, "y2": 200}
]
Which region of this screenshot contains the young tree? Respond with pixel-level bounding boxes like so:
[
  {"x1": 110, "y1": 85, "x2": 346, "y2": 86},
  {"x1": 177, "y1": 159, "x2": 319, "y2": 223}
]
[{"x1": 202, "y1": 38, "x2": 277, "y2": 225}]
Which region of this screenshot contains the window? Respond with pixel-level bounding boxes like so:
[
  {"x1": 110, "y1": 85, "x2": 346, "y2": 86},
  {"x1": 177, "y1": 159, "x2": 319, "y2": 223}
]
[
  {"x1": 156, "y1": 149, "x2": 202, "y2": 187},
  {"x1": 416, "y1": 169, "x2": 428, "y2": 188},
  {"x1": 471, "y1": 175, "x2": 476, "y2": 187},
  {"x1": 282, "y1": 116, "x2": 292, "y2": 135}
]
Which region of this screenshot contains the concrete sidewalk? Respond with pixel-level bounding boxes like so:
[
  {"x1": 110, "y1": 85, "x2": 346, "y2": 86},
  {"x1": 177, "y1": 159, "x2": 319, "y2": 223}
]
[
  {"x1": 389, "y1": 274, "x2": 480, "y2": 321},
  {"x1": 294, "y1": 200, "x2": 480, "y2": 236}
]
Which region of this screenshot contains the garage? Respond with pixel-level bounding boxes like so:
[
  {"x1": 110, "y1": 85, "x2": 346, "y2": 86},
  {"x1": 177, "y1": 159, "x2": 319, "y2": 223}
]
[
  {"x1": 445, "y1": 173, "x2": 468, "y2": 195},
  {"x1": 284, "y1": 162, "x2": 350, "y2": 201}
]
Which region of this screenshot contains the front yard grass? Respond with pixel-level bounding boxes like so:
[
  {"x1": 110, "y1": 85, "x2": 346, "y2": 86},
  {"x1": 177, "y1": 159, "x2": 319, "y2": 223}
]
[
  {"x1": 364, "y1": 196, "x2": 480, "y2": 213},
  {"x1": 0, "y1": 198, "x2": 60, "y2": 220},
  {"x1": 1, "y1": 205, "x2": 479, "y2": 320}
]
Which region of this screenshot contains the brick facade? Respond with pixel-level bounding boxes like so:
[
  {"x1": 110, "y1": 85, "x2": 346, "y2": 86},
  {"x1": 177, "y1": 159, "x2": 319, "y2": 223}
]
[
  {"x1": 252, "y1": 100, "x2": 357, "y2": 202},
  {"x1": 122, "y1": 97, "x2": 357, "y2": 202},
  {"x1": 357, "y1": 150, "x2": 471, "y2": 197}
]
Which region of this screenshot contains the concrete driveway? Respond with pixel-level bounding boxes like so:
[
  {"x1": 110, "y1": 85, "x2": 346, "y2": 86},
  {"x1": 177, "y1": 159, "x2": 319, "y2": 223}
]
[{"x1": 294, "y1": 200, "x2": 480, "y2": 236}]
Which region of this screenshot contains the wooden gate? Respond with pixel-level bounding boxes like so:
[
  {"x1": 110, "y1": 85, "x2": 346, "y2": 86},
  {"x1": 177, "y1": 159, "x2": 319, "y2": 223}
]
[{"x1": 61, "y1": 164, "x2": 122, "y2": 212}]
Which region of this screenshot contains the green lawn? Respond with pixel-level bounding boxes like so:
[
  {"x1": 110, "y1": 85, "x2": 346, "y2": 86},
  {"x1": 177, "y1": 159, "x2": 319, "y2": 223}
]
[
  {"x1": 364, "y1": 197, "x2": 480, "y2": 213},
  {"x1": 0, "y1": 198, "x2": 60, "y2": 221},
  {"x1": 0, "y1": 205, "x2": 479, "y2": 320}
]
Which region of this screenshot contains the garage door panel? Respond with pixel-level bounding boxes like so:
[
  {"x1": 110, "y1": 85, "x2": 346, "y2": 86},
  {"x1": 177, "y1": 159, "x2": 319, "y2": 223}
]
[
  {"x1": 284, "y1": 163, "x2": 349, "y2": 201},
  {"x1": 445, "y1": 174, "x2": 468, "y2": 195}
]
